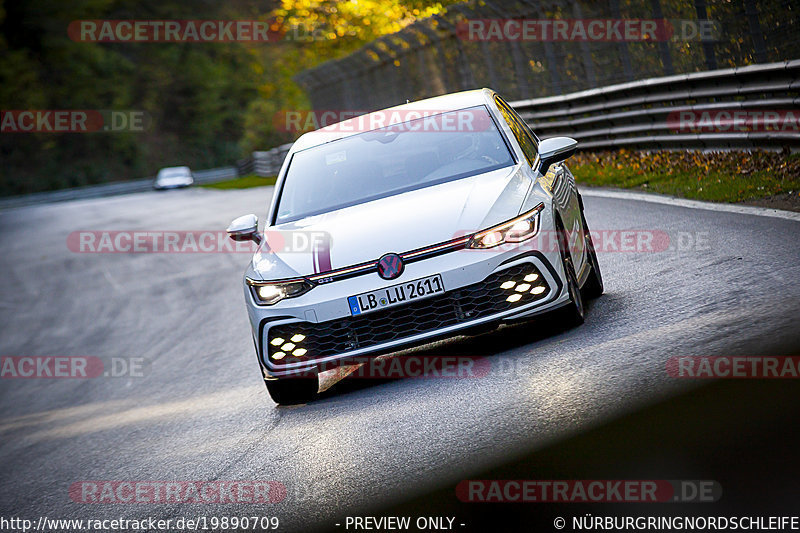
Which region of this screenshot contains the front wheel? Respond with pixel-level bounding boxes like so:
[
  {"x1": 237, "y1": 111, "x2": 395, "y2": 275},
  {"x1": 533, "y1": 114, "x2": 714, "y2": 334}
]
[
  {"x1": 580, "y1": 211, "x2": 604, "y2": 300},
  {"x1": 265, "y1": 372, "x2": 319, "y2": 405},
  {"x1": 556, "y1": 220, "x2": 585, "y2": 327},
  {"x1": 561, "y1": 254, "x2": 585, "y2": 326}
]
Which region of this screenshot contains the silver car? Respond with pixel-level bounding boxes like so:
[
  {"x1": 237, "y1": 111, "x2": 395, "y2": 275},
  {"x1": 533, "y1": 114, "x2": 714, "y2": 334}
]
[
  {"x1": 153, "y1": 166, "x2": 193, "y2": 190},
  {"x1": 228, "y1": 89, "x2": 603, "y2": 404}
]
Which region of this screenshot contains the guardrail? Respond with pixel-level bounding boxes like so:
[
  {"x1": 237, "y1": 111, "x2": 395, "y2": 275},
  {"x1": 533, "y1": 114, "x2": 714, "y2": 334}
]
[
  {"x1": 192, "y1": 166, "x2": 238, "y2": 184},
  {"x1": 5, "y1": 61, "x2": 796, "y2": 210},
  {"x1": 510, "y1": 60, "x2": 800, "y2": 151},
  {"x1": 0, "y1": 166, "x2": 240, "y2": 210},
  {"x1": 237, "y1": 143, "x2": 293, "y2": 177},
  {"x1": 0, "y1": 157, "x2": 281, "y2": 210},
  {"x1": 296, "y1": 0, "x2": 800, "y2": 111}
]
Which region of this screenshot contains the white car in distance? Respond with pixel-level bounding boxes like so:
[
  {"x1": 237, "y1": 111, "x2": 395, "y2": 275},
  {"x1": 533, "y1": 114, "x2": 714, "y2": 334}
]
[{"x1": 153, "y1": 166, "x2": 194, "y2": 190}]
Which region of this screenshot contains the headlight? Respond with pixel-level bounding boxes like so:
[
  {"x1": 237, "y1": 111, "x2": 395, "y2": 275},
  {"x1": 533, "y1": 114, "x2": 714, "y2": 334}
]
[
  {"x1": 467, "y1": 203, "x2": 544, "y2": 249},
  {"x1": 246, "y1": 278, "x2": 313, "y2": 305}
]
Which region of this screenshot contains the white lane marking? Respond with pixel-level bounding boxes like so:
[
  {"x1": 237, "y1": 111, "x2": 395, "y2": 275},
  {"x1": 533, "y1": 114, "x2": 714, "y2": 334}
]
[{"x1": 580, "y1": 188, "x2": 800, "y2": 222}]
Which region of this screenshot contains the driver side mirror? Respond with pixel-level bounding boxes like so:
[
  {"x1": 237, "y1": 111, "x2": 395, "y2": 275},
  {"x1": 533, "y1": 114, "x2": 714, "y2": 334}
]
[
  {"x1": 538, "y1": 136, "x2": 578, "y2": 175},
  {"x1": 227, "y1": 214, "x2": 262, "y2": 244}
]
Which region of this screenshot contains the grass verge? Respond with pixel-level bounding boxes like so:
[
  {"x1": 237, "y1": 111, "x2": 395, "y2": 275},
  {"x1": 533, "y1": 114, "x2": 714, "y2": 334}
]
[
  {"x1": 200, "y1": 174, "x2": 277, "y2": 190},
  {"x1": 570, "y1": 150, "x2": 800, "y2": 209}
]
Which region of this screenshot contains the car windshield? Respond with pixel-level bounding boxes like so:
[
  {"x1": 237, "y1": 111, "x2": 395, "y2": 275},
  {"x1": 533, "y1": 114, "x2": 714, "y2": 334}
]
[
  {"x1": 160, "y1": 168, "x2": 189, "y2": 178},
  {"x1": 274, "y1": 105, "x2": 514, "y2": 224}
]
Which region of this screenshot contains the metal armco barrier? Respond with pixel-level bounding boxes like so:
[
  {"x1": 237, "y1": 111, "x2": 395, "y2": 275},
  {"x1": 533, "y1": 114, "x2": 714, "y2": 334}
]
[
  {"x1": 253, "y1": 144, "x2": 293, "y2": 176},
  {"x1": 192, "y1": 167, "x2": 238, "y2": 183},
  {"x1": 237, "y1": 144, "x2": 293, "y2": 177},
  {"x1": 1, "y1": 166, "x2": 238, "y2": 210},
  {"x1": 0, "y1": 152, "x2": 290, "y2": 210},
  {"x1": 510, "y1": 60, "x2": 800, "y2": 151},
  {"x1": 5, "y1": 61, "x2": 797, "y2": 210}
]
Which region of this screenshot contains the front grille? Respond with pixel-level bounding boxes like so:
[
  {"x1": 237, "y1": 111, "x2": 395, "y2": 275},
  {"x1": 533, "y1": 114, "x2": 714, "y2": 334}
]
[{"x1": 266, "y1": 263, "x2": 550, "y2": 364}]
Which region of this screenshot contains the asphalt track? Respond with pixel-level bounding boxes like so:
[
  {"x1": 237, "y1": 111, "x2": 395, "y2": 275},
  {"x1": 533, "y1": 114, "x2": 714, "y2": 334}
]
[{"x1": 0, "y1": 186, "x2": 798, "y2": 532}]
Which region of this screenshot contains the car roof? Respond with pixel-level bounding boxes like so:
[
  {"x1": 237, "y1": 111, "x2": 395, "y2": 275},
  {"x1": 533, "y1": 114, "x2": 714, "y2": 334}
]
[{"x1": 290, "y1": 88, "x2": 497, "y2": 152}]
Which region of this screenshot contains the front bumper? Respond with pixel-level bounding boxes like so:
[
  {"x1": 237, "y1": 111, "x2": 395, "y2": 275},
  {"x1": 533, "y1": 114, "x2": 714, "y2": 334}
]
[{"x1": 246, "y1": 232, "x2": 569, "y2": 378}]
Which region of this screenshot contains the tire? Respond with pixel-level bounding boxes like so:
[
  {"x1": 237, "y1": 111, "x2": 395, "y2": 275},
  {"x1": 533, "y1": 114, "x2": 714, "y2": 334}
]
[
  {"x1": 265, "y1": 372, "x2": 319, "y2": 405},
  {"x1": 580, "y1": 211, "x2": 604, "y2": 300},
  {"x1": 556, "y1": 220, "x2": 585, "y2": 327}
]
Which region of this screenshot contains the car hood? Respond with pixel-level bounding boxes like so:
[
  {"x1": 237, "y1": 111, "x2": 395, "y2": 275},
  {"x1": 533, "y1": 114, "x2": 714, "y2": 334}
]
[{"x1": 250, "y1": 164, "x2": 531, "y2": 280}]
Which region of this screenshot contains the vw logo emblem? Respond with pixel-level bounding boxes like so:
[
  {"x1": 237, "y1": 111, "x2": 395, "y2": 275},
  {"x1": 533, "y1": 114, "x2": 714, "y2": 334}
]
[{"x1": 377, "y1": 253, "x2": 404, "y2": 280}]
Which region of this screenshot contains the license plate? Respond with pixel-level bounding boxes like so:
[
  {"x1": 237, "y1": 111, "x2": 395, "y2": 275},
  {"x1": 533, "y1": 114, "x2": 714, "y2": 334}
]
[{"x1": 348, "y1": 274, "x2": 445, "y2": 316}]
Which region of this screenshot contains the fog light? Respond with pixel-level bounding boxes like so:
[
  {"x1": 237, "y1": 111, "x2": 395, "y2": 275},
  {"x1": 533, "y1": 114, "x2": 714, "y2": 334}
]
[
  {"x1": 270, "y1": 337, "x2": 284, "y2": 346},
  {"x1": 524, "y1": 273, "x2": 539, "y2": 282},
  {"x1": 506, "y1": 294, "x2": 522, "y2": 303},
  {"x1": 515, "y1": 283, "x2": 531, "y2": 292},
  {"x1": 500, "y1": 281, "x2": 516, "y2": 290},
  {"x1": 281, "y1": 343, "x2": 296, "y2": 351},
  {"x1": 531, "y1": 286, "x2": 546, "y2": 294},
  {"x1": 272, "y1": 351, "x2": 286, "y2": 360},
  {"x1": 293, "y1": 348, "x2": 307, "y2": 357},
  {"x1": 291, "y1": 334, "x2": 305, "y2": 343}
]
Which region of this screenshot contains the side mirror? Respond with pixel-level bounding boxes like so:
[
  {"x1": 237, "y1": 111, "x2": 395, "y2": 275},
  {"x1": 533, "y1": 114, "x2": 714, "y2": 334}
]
[
  {"x1": 538, "y1": 136, "x2": 578, "y2": 174},
  {"x1": 227, "y1": 214, "x2": 262, "y2": 244}
]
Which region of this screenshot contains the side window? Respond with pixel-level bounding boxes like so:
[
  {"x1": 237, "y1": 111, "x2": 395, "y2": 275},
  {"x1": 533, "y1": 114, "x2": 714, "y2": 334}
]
[{"x1": 494, "y1": 96, "x2": 538, "y2": 167}]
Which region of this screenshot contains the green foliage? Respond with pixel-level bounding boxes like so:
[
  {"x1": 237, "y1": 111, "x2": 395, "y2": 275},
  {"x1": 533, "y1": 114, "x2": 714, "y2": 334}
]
[
  {"x1": 0, "y1": 0, "x2": 460, "y2": 196},
  {"x1": 200, "y1": 174, "x2": 277, "y2": 190},
  {"x1": 239, "y1": 0, "x2": 461, "y2": 152}
]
